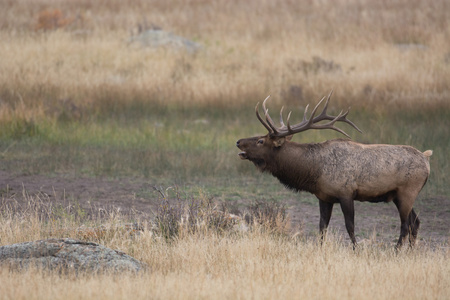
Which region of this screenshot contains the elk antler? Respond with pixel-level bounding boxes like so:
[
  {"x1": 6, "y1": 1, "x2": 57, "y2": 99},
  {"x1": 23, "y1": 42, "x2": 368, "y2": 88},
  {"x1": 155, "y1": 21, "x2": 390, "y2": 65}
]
[{"x1": 255, "y1": 91, "x2": 362, "y2": 138}]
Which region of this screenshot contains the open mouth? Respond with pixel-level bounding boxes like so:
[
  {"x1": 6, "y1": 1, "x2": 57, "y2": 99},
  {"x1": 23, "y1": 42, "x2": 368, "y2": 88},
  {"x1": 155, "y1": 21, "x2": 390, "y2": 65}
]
[{"x1": 238, "y1": 152, "x2": 248, "y2": 160}]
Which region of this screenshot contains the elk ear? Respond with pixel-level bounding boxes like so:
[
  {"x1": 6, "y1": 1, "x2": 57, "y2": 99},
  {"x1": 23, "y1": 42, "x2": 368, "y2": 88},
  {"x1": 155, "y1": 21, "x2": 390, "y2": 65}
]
[
  {"x1": 273, "y1": 137, "x2": 287, "y2": 148},
  {"x1": 286, "y1": 135, "x2": 293, "y2": 141}
]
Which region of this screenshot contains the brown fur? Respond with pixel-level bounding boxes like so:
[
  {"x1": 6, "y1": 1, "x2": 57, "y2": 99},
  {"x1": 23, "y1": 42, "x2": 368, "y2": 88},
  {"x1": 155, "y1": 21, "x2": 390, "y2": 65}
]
[{"x1": 237, "y1": 135, "x2": 432, "y2": 249}]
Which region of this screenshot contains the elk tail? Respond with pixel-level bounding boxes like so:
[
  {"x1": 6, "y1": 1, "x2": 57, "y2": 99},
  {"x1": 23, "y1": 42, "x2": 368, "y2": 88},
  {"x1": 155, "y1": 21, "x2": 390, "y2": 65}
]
[
  {"x1": 423, "y1": 150, "x2": 433, "y2": 158},
  {"x1": 421, "y1": 150, "x2": 433, "y2": 186}
]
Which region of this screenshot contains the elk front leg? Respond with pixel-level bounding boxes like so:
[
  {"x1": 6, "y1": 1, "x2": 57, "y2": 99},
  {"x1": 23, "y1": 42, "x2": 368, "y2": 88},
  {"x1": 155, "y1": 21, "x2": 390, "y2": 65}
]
[
  {"x1": 339, "y1": 199, "x2": 357, "y2": 248},
  {"x1": 319, "y1": 200, "x2": 334, "y2": 244}
]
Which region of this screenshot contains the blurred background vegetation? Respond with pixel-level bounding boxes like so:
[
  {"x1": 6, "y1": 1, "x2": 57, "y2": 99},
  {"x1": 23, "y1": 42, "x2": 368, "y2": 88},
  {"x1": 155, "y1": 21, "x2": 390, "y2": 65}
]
[{"x1": 0, "y1": 0, "x2": 449, "y2": 197}]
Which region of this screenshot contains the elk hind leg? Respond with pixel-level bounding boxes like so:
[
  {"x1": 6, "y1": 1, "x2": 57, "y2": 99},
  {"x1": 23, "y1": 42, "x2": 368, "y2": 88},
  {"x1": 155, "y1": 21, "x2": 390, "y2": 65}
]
[
  {"x1": 319, "y1": 200, "x2": 334, "y2": 244},
  {"x1": 408, "y1": 208, "x2": 420, "y2": 247},
  {"x1": 393, "y1": 193, "x2": 415, "y2": 250}
]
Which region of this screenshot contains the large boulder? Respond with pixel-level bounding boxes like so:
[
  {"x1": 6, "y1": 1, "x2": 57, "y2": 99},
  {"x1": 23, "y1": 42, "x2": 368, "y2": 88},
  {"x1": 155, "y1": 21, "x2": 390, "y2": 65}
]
[{"x1": 0, "y1": 238, "x2": 146, "y2": 273}]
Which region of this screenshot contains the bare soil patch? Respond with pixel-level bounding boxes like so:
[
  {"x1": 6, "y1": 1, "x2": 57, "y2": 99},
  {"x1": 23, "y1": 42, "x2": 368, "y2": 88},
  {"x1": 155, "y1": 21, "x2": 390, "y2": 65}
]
[{"x1": 1, "y1": 171, "x2": 448, "y2": 248}]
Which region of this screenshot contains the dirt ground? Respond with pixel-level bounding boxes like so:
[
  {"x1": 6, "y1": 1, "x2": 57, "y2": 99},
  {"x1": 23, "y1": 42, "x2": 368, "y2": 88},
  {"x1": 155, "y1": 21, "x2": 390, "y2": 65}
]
[{"x1": 1, "y1": 170, "x2": 448, "y2": 248}]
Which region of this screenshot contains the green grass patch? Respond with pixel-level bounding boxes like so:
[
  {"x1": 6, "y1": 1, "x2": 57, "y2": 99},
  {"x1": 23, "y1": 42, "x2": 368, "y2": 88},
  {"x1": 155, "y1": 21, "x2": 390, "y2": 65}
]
[{"x1": 0, "y1": 102, "x2": 448, "y2": 198}]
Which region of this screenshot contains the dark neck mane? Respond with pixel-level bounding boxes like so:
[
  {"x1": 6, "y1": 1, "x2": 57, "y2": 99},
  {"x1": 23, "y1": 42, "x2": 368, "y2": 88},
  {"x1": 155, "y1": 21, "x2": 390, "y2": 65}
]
[{"x1": 266, "y1": 142, "x2": 323, "y2": 194}]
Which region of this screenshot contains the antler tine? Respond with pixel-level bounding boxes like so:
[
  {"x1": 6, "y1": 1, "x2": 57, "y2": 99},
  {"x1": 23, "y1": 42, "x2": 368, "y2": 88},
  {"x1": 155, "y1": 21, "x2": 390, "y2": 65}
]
[
  {"x1": 262, "y1": 95, "x2": 270, "y2": 110},
  {"x1": 308, "y1": 97, "x2": 326, "y2": 123},
  {"x1": 265, "y1": 108, "x2": 278, "y2": 133},
  {"x1": 289, "y1": 96, "x2": 326, "y2": 131},
  {"x1": 308, "y1": 95, "x2": 327, "y2": 122},
  {"x1": 302, "y1": 104, "x2": 310, "y2": 122},
  {"x1": 279, "y1": 106, "x2": 286, "y2": 128},
  {"x1": 311, "y1": 90, "x2": 345, "y2": 124},
  {"x1": 312, "y1": 110, "x2": 352, "y2": 138},
  {"x1": 286, "y1": 111, "x2": 293, "y2": 133},
  {"x1": 255, "y1": 101, "x2": 273, "y2": 133},
  {"x1": 309, "y1": 91, "x2": 363, "y2": 134},
  {"x1": 262, "y1": 97, "x2": 280, "y2": 134},
  {"x1": 312, "y1": 90, "x2": 332, "y2": 122},
  {"x1": 337, "y1": 108, "x2": 363, "y2": 133},
  {"x1": 284, "y1": 104, "x2": 310, "y2": 134}
]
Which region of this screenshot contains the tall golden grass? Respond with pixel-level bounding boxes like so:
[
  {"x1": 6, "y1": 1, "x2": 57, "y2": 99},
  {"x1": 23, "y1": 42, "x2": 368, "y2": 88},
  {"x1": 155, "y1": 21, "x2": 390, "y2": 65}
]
[
  {"x1": 1, "y1": 0, "x2": 449, "y2": 124},
  {"x1": 1, "y1": 237, "x2": 448, "y2": 300},
  {"x1": 0, "y1": 192, "x2": 449, "y2": 300}
]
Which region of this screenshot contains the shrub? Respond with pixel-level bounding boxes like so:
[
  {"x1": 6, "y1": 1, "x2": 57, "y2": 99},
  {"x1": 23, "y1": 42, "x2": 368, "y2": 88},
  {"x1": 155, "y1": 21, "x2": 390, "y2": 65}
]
[
  {"x1": 153, "y1": 188, "x2": 237, "y2": 240},
  {"x1": 245, "y1": 200, "x2": 290, "y2": 236}
]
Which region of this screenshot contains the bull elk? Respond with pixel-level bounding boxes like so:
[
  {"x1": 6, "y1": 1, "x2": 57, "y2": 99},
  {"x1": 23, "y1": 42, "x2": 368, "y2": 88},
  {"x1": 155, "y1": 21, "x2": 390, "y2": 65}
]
[{"x1": 236, "y1": 92, "x2": 432, "y2": 249}]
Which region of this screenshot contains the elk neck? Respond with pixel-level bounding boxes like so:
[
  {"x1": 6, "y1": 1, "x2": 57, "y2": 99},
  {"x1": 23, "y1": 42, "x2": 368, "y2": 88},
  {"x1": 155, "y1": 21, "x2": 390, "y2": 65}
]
[{"x1": 266, "y1": 141, "x2": 324, "y2": 194}]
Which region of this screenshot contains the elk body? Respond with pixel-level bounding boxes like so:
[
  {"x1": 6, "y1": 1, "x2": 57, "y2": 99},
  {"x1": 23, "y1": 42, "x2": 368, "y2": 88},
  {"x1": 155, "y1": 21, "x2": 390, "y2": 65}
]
[{"x1": 236, "y1": 92, "x2": 432, "y2": 249}]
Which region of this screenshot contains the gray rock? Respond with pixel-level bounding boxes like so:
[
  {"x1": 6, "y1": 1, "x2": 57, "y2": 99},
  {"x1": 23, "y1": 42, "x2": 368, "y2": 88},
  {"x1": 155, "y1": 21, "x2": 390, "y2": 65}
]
[
  {"x1": 128, "y1": 29, "x2": 202, "y2": 53},
  {"x1": 0, "y1": 238, "x2": 146, "y2": 273}
]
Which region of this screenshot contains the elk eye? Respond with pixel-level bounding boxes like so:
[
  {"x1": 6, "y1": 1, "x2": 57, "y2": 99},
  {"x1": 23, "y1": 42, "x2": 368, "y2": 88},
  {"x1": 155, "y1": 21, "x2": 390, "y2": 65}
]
[{"x1": 257, "y1": 139, "x2": 264, "y2": 145}]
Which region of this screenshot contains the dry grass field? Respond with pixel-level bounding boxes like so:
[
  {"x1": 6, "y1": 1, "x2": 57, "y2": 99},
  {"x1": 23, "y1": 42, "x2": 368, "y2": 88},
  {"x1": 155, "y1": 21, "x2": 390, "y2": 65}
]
[
  {"x1": 1, "y1": 0, "x2": 449, "y2": 299},
  {"x1": 0, "y1": 192, "x2": 449, "y2": 300},
  {"x1": 0, "y1": 237, "x2": 448, "y2": 300},
  {"x1": 1, "y1": 0, "x2": 449, "y2": 112}
]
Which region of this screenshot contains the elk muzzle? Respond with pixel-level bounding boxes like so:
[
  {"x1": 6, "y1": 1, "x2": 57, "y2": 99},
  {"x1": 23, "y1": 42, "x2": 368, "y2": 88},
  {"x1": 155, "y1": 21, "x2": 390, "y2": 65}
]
[{"x1": 236, "y1": 139, "x2": 248, "y2": 160}]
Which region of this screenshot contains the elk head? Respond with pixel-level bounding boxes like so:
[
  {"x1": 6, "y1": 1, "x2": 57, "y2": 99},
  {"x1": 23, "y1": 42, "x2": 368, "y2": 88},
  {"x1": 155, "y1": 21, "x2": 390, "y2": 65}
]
[{"x1": 236, "y1": 91, "x2": 362, "y2": 171}]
